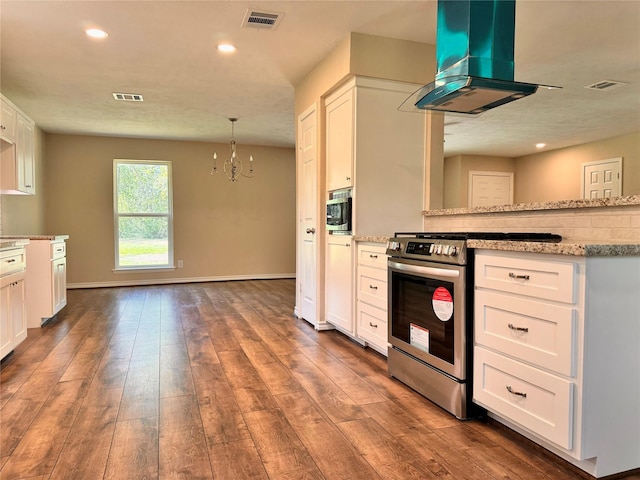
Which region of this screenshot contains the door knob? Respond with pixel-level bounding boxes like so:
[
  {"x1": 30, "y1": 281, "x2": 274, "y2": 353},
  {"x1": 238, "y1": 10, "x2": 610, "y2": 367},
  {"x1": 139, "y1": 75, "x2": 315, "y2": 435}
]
[{"x1": 306, "y1": 228, "x2": 316, "y2": 234}]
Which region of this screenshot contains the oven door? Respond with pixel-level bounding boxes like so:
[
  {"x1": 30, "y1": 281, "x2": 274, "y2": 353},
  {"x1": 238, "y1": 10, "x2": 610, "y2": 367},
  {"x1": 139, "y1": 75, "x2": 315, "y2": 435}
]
[{"x1": 388, "y1": 257, "x2": 467, "y2": 380}]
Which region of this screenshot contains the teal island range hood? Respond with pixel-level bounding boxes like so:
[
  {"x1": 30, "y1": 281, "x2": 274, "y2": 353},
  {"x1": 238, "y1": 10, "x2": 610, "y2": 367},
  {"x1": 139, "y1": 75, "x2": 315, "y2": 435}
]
[{"x1": 407, "y1": 0, "x2": 542, "y2": 115}]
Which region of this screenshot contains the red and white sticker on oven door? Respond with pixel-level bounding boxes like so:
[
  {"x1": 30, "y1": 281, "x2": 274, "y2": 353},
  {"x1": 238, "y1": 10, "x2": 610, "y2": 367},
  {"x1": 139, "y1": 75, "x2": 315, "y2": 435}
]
[{"x1": 432, "y1": 286, "x2": 453, "y2": 321}]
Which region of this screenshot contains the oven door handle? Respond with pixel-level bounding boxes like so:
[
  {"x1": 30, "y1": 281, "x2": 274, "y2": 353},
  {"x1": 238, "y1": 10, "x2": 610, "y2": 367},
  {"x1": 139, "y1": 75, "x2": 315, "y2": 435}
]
[{"x1": 388, "y1": 260, "x2": 460, "y2": 279}]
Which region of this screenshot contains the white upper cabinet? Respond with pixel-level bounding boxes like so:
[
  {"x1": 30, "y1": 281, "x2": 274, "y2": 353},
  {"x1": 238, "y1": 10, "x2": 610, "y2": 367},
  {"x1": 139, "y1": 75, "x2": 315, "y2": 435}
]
[
  {"x1": 0, "y1": 98, "x2": 17, "y2": 143},
  {"x1": 325, "y1": 86, "x2": 354, "y2": 191},
  {"x1": 0, "y1": 95, "x2": 36, "y2": 195}
]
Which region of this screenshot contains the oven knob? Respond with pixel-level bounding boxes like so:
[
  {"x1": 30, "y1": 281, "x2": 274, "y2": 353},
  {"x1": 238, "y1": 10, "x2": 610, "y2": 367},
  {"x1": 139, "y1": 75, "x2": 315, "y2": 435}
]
[
  {"x1": 436, "y1": 244, "x2": 443, "y2": 255},
  {"x1": 448, "y1": 246, "x2": 458, "y2": 256},
  {"x1": 443, "y1": 245, "x2": 450, "y2": 255},
  {"x1": 429, "y1": 244, "x2": 435, "y2": 254}
]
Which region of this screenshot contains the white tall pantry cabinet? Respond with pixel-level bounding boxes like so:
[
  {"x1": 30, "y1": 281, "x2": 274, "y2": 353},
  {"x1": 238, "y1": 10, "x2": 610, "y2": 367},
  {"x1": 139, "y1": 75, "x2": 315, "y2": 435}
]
[{"x1": 324, "y1": 76, "x2": 425, "y2": 339}]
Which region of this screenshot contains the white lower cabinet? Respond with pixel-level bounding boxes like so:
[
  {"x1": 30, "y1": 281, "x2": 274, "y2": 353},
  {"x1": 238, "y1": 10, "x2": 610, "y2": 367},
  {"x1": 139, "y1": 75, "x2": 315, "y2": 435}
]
[
  {"x1": 474, "y1": 249, "x2": 640, "y2": 478},
  {"x1": 0, "y1": 246, "x2": 27, "y2": 360},
  {"x1": 355, "y1": 242, "x2": 388, "y2": 355},
  {"x1": 325, "y1": 235, "x2": 354, "y2": 334},
  {"x1": 26, "y1": 238, "x2": 68, "y2": 328}
]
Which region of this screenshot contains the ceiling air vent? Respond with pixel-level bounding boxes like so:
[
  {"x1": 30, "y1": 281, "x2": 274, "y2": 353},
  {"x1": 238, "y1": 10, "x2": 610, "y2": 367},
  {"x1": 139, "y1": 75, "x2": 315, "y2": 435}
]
[
  {"x1": 241, "y1": 10, "x2": 283, "y2": 30},
  {"x1": 112, "y1": 92, "x2": 144, "y2": 102},
  {"x1": 585, "y1": 80, "x2": 627, "y2": 91}
]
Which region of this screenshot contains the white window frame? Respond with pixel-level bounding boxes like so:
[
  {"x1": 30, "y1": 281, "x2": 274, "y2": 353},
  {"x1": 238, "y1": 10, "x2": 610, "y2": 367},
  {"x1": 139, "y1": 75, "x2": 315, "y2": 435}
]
[{"x1": 113, "y1": 159, "x2": 174, "y2": 272}]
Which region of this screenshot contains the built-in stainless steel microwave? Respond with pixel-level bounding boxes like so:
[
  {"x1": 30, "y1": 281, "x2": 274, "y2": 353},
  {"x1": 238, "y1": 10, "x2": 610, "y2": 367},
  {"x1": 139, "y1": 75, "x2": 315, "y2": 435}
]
[{"x1": 326, "y1": 193, "x2": 352, "y2": 234}]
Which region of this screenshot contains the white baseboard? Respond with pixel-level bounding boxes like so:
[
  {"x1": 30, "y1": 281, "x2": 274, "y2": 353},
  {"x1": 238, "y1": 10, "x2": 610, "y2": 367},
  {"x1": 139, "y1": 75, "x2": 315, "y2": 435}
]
[{"x1": 68, "y1": 273, "x2": 296, "y2": 289}]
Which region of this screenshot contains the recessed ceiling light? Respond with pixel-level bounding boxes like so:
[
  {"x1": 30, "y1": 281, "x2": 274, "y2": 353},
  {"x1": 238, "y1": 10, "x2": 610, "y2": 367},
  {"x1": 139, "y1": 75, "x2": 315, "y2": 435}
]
[
  {"x1": 536, "y1": 143, "x2": 546, "y2": 149},
  {"x1": 86, "y1": 28, "x2": 109, "y2": 39},
  {"x1": 217, "y1": 43, "x2": 236, "y2": 53}
]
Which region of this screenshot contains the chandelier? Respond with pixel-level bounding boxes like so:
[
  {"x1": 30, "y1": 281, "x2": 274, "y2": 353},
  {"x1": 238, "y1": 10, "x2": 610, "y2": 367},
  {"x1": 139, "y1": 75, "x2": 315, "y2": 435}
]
[{"x1": 211, "y1": 118, "x2": 254, "y2": 182}]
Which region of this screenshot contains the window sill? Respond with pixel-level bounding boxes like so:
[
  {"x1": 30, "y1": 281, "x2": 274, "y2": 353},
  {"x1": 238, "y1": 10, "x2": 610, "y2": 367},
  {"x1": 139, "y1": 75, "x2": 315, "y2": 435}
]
[{"x1": 113, "y1": 266, "x2": 176, "y2": 274}]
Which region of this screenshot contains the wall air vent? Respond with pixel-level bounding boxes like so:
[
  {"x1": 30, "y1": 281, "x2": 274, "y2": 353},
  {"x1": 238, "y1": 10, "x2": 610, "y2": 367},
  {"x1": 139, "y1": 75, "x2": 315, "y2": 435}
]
[
  {"x1": 585, "y1": 80, "x2": 628, "y2": 91},
  {"x1": 241, "y1": 10, "x2": 283, "y2": 30},
  {"x1": 112, "y1": 92, "x2": 144, "y2": 101}
]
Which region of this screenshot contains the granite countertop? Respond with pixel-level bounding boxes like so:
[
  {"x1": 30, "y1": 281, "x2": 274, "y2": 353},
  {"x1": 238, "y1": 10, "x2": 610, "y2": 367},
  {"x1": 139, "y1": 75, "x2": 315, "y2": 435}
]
[
  {"x1": 353, "y1": 235, "x2": 640, "y2": 257},
  {"x1": 0, "y1": 235, "x2": 69, "y2": 241},
  {"x1": 468, "y1": 239, "x2": 640, "y2": 257},
  {"x1": 423, "y1": 194, "x2": 640, "y2": 216},
  {"x1": 0, "y1": 239, "x2": 30, "y2": 251},
  {"x1": 353, "y1": 235, "x2": 390, "y2": 244}
]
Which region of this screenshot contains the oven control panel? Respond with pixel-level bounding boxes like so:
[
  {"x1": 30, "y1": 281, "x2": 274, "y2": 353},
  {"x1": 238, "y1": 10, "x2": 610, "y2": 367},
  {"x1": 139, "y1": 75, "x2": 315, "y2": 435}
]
[{"x1": 387, "y1": 238, "x2": 466, "y2": 265}]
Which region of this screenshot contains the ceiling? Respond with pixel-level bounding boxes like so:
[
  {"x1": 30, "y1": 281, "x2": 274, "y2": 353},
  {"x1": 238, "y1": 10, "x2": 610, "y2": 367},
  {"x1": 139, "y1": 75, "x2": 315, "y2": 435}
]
[{"x1": 1, "y1": 1, "x2": 639, "y2": 158}]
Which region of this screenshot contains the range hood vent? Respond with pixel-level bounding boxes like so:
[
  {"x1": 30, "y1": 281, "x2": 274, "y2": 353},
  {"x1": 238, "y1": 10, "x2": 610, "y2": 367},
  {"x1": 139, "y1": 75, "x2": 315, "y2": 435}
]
[{"x1": 402, "y1": 0, "x2": 548, "y2": 115}]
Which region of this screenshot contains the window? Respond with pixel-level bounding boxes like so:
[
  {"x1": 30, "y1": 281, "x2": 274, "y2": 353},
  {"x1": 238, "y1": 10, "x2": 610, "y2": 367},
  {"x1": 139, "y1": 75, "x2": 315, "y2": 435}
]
[{"x1": 114, "y1": 160, "x2": 173, "y2": 270}]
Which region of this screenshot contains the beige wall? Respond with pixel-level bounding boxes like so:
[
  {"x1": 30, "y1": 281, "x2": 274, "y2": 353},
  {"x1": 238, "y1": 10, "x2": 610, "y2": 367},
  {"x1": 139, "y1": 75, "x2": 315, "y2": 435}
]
[
  {"x1": 44, "y1": 133, "x2": 296, "y2": 287},
  {"x1": 0, "y1": 127, "x2": 47, "y2": 234},
  {"x1": 442, "y1": 131, "x2": 639, "y2": 207},
  {"x1": 444, "y1": 154, "x2": 515, "y2": 208},
  {"x1": 515, "y1": 131, "x2": 640, "y2": 203}
]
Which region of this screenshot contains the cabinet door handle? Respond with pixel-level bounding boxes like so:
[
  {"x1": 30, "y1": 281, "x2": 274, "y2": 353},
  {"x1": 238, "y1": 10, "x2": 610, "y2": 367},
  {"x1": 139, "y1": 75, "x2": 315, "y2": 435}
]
[
  {"x1": 346, "y1": 176, "x2": 351, "y2": 181},
  {"x1": 369, "y1": 285, "x2": 378, "y2": 290},
  {"x1": 508, "y1": 323, "x2": 529, "y2": 333},
  {"x1": 369, "y1": 322, "x2": 378, "y2": 328},
  {"x1": 508, "y1": 272, "x2": 530, "y2": 280},
  {"x1": 1, "y1": 125, "x2": 5, "y2": 131},
  {"x1": 345, "y1": 243, "x2": 350, "y2": 247},
  {"x1": 506, "y1": 385, "x2": 527, "y2": 398},
  {"x1": 305, "y1": 228, "x2": 316, "y2": 234},
  {"x1": 369, "y1": 254, "x2": 378, "y2": 259}
]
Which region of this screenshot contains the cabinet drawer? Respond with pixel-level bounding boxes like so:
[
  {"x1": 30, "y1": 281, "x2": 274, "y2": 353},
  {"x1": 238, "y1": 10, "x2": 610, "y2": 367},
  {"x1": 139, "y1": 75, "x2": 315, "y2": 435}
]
[
  {"x1": 357, "y1": 265, "x2": 387, "y2": 310},
  {"x1": 474, "y1": 346, "x2": 574, "y2": 450},
  {"x1": 357, "y1": 300, "x2": 388, "y2": 354},
  {"x1": 475, "y1": 290, "x2": 576, "y2": 376},
  {"x1": 51, "y1": 241, "x2": 66, "y2": 259},
  {"x1": 475, "y1": 253, "x2": 576, "y2": 303},
  {"x1": 357, "y1": 244, "x2": 388, "y2": 270},
  {"x1": 0, "y1": 248, "x2": 26, "y2": 276}
]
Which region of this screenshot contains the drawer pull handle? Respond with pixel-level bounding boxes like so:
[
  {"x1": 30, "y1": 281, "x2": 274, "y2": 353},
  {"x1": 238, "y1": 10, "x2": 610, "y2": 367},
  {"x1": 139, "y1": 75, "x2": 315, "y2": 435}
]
[
  {"x1": 369, "y1": 254, "x2": 378, "y2": 259},
  {"x1": 508, "y1": 323, "x2": 529, "y2": 333},
  {"x1": 509, "y1": 272, "x2": 530, "y2": 280},
  {"x1": 6, "y1": 259, "x2": 16, "y2": 263},
  {"x1": 369, "y1": 322, "x2": 378, "y2": 328},
  {"x1": 506, "y1": 385, "x2": 527, "y2": 398},
  {"x1": 369, "y1": 285, "x2": 378, "y2": 290}
]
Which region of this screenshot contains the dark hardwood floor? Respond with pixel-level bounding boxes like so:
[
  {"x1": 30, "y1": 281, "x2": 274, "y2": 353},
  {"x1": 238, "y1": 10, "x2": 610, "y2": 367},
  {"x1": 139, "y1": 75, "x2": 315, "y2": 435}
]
[{"x1": 1, "y1": 280, "x2": 638, "y2": 479}]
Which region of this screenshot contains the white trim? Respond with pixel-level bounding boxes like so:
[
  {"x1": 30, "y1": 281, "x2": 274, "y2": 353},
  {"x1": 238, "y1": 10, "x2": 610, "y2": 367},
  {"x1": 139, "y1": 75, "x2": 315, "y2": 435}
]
[
  {"x1": 68, "y1": 273, "x2": 296, "y2": 289},
  {"x1": 113, "y1": 159, "x2": 174, "y2": 269},
  {"x1": 113, "y1": 267, "x2": 176, "y2": 273}
]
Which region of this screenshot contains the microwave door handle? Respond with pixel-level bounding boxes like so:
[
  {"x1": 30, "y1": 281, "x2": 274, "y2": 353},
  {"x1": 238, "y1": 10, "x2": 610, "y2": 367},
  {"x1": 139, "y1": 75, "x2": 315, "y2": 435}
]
[{"x1": 388, "y1": 260, "x2": 460, "y2": 279}]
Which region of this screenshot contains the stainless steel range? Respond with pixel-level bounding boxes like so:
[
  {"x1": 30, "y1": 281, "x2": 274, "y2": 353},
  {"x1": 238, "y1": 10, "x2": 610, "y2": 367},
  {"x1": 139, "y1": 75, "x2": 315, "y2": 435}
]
[{"x1": 386, "y1": 232, "x2": 561, "y2": 419}]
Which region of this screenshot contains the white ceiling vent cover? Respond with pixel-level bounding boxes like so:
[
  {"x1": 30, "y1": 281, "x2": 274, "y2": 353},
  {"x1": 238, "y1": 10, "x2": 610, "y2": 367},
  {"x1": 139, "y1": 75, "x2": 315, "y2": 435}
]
[
  {"x1": 585, "y1": 80, "x2": 628, "y2": 91},
  {"x1": 112, "y1": 92, "x2": 144, "y2": 101},
  {"x1": 241, "y1": 10, "x2": 283, "y2": 30}
]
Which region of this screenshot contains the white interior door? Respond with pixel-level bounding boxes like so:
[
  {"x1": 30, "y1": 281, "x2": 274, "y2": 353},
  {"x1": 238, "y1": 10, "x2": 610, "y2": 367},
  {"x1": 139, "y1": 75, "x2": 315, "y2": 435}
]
[
  {"x1": 581, "y1": 157, "x2": 622, "y2": 199},
  {"x1": 298, "y1": 105, "x2": 318, "y2": 326},
  {"x1": 469, "y1": 171, "x2": 514, "y2": 208}
]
